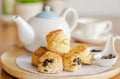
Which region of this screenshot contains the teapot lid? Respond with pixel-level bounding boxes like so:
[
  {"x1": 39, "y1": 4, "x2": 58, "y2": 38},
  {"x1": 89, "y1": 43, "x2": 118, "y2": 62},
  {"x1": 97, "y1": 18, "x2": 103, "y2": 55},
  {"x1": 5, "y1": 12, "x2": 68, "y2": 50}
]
[{"x1": 36, "y1": 6, "x2": 58, "y2": 19}]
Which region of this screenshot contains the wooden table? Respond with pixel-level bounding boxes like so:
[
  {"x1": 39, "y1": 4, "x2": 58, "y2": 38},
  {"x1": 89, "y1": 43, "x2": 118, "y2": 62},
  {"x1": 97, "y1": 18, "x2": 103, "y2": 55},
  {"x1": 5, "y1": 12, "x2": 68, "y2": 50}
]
[{"x1": 0, "y1": 16, "x2": 120, "y2": 79}]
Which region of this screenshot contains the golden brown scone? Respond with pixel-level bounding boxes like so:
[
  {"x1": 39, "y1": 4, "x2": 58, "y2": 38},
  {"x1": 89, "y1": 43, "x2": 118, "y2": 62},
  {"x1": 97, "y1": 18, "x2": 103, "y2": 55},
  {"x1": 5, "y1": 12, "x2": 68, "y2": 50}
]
[
  {"x1": 63, "y1": 52, "x2": 82, "y2": 72},
  {"x1": 38, "y1": 51, "x2": 63, "y2": 74},
  {"x1": 71, "y1": 44, "x2": 93, "y2": 65},
  {"x1": 70, "y1": 44, "x2": 87, "y2": 53},
  {"x1": 31, "y1": 47, "x2": 47, "y2": 67},
  {"x1": 46, "y1": 29, "x2": 70, "y2": 54},
  {"x1": 80, "y1": 53, "x2": 93, "y2": 65}
]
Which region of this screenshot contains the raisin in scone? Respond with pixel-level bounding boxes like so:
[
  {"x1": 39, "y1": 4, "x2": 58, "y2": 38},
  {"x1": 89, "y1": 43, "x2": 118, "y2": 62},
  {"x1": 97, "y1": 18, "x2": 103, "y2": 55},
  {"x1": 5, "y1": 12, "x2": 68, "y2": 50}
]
[
  {"x1": 38, "y1": 51, "x2": 63, "y2": 73},
  {"x1": 71, "y1": 44, "x2": 93, "y2": 64},
  {"x1": 31, "y1": 47, "x2": 47, "y2": 67},
  {"x1": 63, "y1": 52, "x2": 82, "y2": 72},
  {"x1": 46, "y1": 29, "x2": 70, "y2": 54}
]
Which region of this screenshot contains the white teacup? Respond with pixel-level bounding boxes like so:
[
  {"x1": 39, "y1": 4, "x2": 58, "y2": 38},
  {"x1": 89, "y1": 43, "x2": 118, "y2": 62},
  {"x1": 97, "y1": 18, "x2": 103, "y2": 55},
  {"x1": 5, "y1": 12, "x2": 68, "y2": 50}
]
[{"x1": 77, "y1": 18, "x2": 112, "y2": 39}]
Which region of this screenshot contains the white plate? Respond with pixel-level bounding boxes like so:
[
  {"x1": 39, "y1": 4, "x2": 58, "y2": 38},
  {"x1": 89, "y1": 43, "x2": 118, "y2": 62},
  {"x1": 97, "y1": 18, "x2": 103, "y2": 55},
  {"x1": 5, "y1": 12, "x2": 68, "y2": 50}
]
[{"x1": 72, "y1": 31, "x2": 112, "y2": 44}]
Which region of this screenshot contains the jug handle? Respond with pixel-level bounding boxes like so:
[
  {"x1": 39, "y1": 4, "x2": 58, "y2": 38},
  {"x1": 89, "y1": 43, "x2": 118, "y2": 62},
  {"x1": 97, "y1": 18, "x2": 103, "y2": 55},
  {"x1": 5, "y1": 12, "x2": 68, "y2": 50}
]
[
  {"x1": 113, "y1": 36, "x2": 120, "y2": 54},
  {"x1": 62, "y1": 8, "x2": 78, "y2": 32}
]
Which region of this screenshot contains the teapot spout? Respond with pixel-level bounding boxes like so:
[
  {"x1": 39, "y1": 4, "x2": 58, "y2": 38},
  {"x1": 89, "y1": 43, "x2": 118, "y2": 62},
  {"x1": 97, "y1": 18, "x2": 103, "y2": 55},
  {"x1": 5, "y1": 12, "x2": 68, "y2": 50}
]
[{"x1": 12, "y1": 16, "x2": 35, "y2": 45}]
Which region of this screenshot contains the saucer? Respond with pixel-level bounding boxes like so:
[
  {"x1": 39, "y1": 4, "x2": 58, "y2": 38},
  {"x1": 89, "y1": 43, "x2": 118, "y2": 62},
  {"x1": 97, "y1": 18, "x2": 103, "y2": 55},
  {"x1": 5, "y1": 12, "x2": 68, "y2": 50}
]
[{"x1": 72, "y1": 31, "x2": 112, "y2": 44}]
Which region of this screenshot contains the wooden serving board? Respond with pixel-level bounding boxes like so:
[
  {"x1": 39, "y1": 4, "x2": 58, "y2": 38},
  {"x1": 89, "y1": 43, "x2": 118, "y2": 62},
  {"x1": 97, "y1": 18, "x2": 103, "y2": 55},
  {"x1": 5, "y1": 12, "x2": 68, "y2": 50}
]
[{"x1": 1, "y1": 47, "x2": 120, "y2": 79}]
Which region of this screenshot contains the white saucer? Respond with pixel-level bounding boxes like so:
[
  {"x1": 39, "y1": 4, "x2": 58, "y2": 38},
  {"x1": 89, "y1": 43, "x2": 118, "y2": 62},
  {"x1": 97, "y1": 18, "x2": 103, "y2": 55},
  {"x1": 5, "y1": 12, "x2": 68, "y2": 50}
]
[{"x1": 72, "y1": 31, "x2": 112, "y2": 44}]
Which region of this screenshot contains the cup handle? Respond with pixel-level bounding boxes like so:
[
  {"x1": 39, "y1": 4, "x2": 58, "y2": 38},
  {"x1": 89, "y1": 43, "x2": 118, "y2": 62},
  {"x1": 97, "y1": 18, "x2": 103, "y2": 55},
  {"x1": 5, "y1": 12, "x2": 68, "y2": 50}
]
[
  {"x1": 62, "y1": 8, "x2": 78, "y2": 32},
  {"x1": 103, "y1": 21, "x2": 112, "y2": 34}
]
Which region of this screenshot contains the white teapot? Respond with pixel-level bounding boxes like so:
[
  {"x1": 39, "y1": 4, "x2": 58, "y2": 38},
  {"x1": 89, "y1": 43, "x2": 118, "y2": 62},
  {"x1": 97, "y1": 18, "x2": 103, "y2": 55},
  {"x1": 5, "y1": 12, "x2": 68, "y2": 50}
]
[{"x1": 12, "y1": 6, "x2": 78, "y2": 52}]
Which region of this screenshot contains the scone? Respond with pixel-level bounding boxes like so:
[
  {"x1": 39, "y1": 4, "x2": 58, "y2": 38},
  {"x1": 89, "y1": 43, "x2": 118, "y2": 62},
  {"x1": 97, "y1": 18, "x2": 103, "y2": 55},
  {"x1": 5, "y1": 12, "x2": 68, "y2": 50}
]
[
  {"x1": 79, "y1": 48, "x2": 93, "y2": 64},
  {"x1": 46, "y1": 29, "x2": 70, "y2": 54},
  {"x1": 31, "y1": 47, "x2": 47, "y2": 67},
  {"x1": 38, "y1": 51, "x2": 63, "y2": 74},
  {"x1": 71, "y1": 44, "x2": 93, "y2": 64},
  {"x1": 63, "y1": 52, "x2": 82, "y2": 72}
]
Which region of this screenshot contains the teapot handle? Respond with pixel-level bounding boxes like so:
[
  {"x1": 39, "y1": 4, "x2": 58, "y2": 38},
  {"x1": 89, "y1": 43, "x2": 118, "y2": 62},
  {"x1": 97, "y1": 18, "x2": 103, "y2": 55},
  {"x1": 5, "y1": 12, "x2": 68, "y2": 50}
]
[{"x1": 62, "y1": 8, "x2": 78, "y2": 32}]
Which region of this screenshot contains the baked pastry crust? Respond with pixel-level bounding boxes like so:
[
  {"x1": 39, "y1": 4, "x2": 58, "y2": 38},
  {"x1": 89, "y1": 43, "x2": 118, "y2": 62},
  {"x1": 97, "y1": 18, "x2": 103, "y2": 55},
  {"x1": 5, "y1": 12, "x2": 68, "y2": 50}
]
[
  {"x1": 79, "y1": 48, "x2": 93, "y2": 64},
  {"x1": 70, "y1": 44, "x2": 93, "y2": 65},
  {"x1": 46, "y1": 29, "x2": 70, "y2": 54},
  {"x1": 38, "y1": 51, "x2": 63, "y2": 74},
  {"x1": 31, "y1": 47, "x2": 47, "y2": 67},
  {"x1": 63, "y1": 52, "x2": 82, "y2": 72}
]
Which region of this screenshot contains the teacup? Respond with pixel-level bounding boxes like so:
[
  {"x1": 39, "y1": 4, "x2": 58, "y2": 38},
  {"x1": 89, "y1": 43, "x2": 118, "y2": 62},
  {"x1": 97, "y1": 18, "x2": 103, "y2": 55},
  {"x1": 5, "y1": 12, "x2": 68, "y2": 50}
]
[{"x1": 77, "y1": 18, "x2": 112, "y2": 39}]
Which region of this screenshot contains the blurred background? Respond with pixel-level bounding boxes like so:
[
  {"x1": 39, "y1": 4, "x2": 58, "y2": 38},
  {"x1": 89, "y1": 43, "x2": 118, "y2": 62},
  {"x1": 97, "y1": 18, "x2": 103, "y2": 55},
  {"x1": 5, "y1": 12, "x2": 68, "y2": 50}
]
[
  {"x1": 0, "y1": 0, "x2": 120, "y2": 53},
  {"x1": 0, "y1": 0, "x2": 120, "y2": 17}
]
